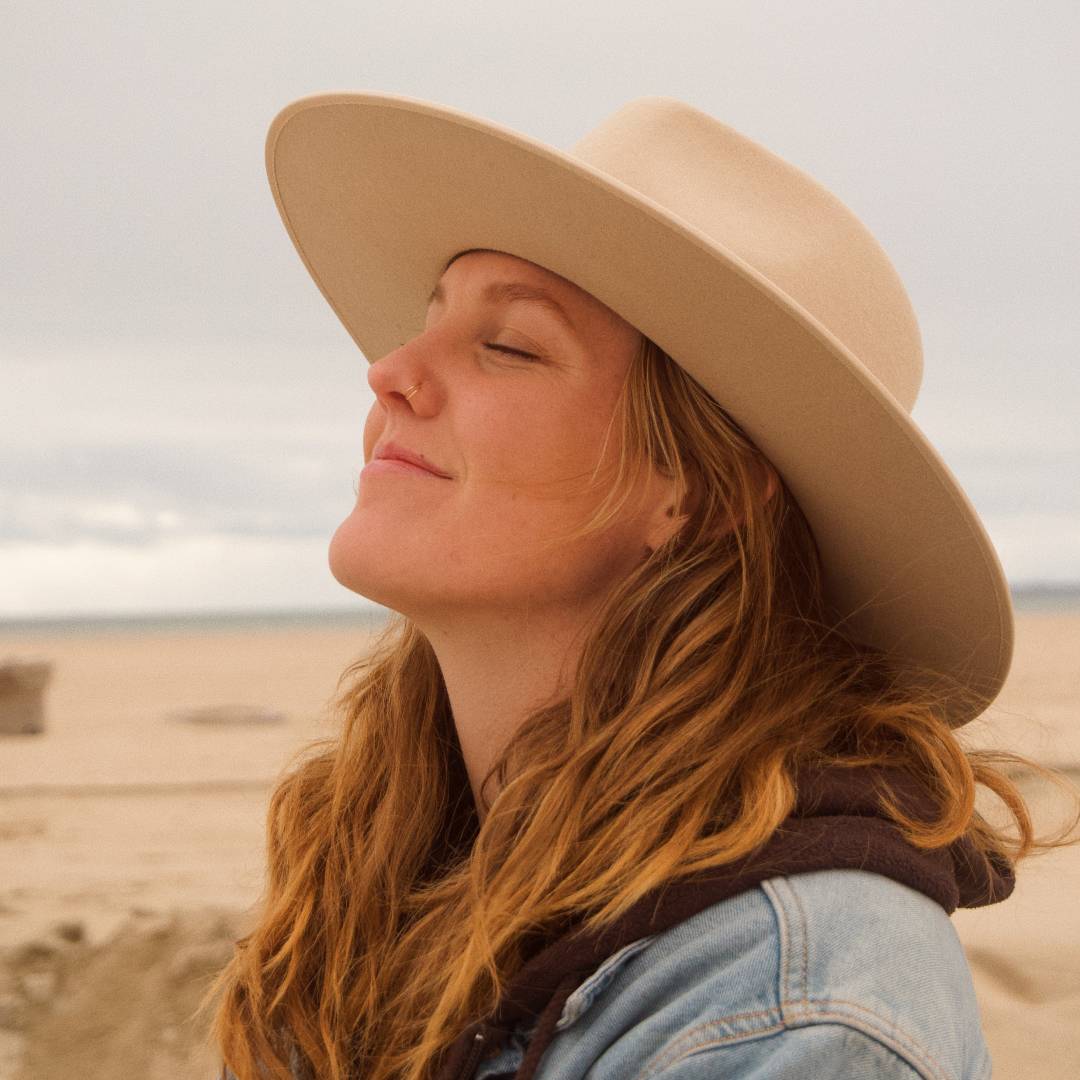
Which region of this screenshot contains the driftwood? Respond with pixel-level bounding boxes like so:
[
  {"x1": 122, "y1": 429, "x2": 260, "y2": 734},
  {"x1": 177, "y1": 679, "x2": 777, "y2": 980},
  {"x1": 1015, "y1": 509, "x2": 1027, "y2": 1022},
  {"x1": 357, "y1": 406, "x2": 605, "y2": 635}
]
[{"x1": 0, "y1": 657, "x2": 53, "y2": 735}]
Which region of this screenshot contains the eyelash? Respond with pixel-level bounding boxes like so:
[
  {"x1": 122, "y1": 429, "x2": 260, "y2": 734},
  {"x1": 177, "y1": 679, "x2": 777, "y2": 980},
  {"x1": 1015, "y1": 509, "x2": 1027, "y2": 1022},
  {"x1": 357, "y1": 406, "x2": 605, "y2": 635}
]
[{"x1": 484, "y1": 343, "x2": 541, "y2": 362}]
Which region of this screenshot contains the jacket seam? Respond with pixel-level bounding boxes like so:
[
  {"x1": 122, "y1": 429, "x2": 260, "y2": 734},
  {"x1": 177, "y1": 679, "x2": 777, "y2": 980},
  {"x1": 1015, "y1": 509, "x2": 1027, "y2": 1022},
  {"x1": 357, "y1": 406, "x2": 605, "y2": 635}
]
[
  {"x1": 623, "y1": 996, "x2": 955, "y2": 1080},
  {"x1": 763, "y1": 875, "x2": 953, "y2": 1080},
  {"x1": 633, "y1": 1014, "x2": 933, "y2": 1079},
  {"x1": 631, "y1": 1014, "x2": 785, "y2": 1078},
  {"x1": 780, "y1": 1003, "x2": 949, "y2": 1080}
]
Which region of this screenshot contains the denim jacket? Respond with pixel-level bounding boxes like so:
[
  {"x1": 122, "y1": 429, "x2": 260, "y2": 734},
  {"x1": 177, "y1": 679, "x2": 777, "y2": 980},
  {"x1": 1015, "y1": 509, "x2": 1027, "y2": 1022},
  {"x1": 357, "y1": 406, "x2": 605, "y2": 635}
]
[
  {"x1": 469, "y1": 867, "x2": 993, "y2": 1080},
  {"x1": 221, "y1": 764, "x2": 1012, "y2": 1080},
  {"x1": 436, "y1": 763, "x2": 1011, "y2": 1080}
]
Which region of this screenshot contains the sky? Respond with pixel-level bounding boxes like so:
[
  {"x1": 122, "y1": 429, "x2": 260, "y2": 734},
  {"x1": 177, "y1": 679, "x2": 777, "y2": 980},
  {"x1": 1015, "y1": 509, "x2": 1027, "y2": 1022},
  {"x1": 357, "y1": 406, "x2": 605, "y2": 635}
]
[{"x1": 2, "y1": 0, "x2": 1077, "y2": 618}]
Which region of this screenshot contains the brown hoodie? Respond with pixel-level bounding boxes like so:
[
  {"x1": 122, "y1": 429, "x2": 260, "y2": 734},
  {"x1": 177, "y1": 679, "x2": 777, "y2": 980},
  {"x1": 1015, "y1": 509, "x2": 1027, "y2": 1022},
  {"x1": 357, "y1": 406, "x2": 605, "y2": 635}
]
[{"x1": 432, "y1": 761, "x2": 1015, "y2": 1080}]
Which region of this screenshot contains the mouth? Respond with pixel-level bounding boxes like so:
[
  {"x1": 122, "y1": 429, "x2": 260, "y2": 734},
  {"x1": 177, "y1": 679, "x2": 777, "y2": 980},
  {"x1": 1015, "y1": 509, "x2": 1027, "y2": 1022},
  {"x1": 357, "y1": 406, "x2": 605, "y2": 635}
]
[
  {"x1": 371, "y1": 440, "x2": 452, "y2": 478},
  {"x1": 361, "y1": 457, "x2": 449, "y2": 479}
]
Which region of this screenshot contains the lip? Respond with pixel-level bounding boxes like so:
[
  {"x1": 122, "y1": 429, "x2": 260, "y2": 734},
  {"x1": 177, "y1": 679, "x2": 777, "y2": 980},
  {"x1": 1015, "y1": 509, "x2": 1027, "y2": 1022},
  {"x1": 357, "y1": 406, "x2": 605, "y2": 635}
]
[
  {"x1": 368, "y1": 440, "x2": 452, "y2": 478},
  {"x1": 361, "y1": 458, "x2": 448, "y2": 479}
]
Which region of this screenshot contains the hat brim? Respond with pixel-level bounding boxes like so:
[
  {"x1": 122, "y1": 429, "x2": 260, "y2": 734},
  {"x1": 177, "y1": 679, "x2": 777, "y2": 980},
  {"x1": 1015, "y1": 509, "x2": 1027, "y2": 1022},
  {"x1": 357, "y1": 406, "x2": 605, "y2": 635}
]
[{"x1": 264, "y1": 90, "x2": 1014, "y2": 727}]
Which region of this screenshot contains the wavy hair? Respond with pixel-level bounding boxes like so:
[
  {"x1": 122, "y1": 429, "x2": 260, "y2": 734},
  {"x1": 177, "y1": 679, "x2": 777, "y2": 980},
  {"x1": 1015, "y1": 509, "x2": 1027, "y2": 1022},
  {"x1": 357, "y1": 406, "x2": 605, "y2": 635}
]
[{"x1": 201, "y1": 325, "x2": 1080, "y2": 1080}]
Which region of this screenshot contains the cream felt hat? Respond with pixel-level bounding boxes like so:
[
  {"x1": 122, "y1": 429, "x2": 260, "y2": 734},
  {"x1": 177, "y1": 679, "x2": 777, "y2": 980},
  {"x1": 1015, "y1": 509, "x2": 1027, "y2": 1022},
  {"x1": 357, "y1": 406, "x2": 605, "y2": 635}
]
[{"x1": 264, "y1": 90, "x2": 1014, "y2": 728}]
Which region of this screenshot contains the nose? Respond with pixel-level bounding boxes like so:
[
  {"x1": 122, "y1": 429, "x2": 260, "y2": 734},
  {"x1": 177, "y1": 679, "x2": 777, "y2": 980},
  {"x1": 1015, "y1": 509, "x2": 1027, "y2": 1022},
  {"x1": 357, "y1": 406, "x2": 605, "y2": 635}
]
[{"x1": 367, "y1": 338, "x2": 431, "y2": 409}]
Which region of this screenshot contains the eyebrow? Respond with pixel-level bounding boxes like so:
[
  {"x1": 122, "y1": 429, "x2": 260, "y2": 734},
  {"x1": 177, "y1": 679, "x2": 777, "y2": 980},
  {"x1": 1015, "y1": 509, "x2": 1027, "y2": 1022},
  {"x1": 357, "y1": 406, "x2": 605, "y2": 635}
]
[{"x1": 426, "y1": 279, "x2": 580, "y2": 339}]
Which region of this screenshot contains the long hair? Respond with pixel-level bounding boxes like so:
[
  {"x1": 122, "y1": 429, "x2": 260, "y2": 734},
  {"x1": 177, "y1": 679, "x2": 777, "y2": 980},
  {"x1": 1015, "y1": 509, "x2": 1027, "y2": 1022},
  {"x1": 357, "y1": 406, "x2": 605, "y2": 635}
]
[{"x1": 201, "y1": 331, "x2": 1080, "y2": 1080}]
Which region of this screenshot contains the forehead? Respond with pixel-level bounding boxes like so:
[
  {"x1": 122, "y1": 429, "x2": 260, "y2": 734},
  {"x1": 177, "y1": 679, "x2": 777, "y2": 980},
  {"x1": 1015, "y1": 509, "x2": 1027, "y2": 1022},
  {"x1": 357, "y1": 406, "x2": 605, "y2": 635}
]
[
  {"x1": 431, "y1": 249, "x2": 638, "y2": 347},
  {"x1": 439, "y1": 248, "x2": 569, "y2": 286}
]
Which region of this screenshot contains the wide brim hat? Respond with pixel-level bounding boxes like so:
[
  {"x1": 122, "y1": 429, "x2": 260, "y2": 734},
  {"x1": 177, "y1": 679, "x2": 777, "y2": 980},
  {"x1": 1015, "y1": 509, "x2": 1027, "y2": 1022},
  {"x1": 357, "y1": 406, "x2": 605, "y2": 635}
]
[{"x1": 263, "y1": 90, "x2": 1014, "y2": 729}]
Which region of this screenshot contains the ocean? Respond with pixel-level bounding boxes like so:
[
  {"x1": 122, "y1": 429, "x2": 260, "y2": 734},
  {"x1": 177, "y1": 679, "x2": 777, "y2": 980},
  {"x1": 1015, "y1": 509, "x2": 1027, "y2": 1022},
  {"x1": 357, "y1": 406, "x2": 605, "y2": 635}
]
[
  {"x1": 0, "y1": 604, "x2": 393, "y2": 639},
  {"x1": 1, "y1": 583, "x2": 1079, "y2": 638}
]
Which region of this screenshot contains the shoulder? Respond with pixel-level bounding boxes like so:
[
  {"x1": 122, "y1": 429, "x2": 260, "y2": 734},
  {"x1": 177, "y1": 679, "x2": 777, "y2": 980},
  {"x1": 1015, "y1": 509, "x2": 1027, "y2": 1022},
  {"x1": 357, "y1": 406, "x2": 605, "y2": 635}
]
[
  {"x1": 527, "y1": 869, "x2": 992, "y2": 1080},
  {"x1": 756, "y1": 869, "x2": 991, "y2": 1079}
]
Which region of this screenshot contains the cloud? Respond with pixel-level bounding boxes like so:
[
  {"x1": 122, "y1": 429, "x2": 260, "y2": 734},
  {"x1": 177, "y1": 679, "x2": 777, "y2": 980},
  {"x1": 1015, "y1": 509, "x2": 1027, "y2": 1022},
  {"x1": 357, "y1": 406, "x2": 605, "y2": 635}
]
[
  {"x1": 0, "y1": 439, "x2": 357, "y2": 545},
  {"x1": 0, "y1": 534, "x2": 356, "y2": 618}
]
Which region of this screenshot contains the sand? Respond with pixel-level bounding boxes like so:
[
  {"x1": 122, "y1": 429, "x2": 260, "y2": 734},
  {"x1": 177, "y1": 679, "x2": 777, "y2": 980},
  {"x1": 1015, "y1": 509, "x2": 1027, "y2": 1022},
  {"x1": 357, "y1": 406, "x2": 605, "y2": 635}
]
[{"x1": 0, "y1": 612, "x2": 1077, "y2": 1079}]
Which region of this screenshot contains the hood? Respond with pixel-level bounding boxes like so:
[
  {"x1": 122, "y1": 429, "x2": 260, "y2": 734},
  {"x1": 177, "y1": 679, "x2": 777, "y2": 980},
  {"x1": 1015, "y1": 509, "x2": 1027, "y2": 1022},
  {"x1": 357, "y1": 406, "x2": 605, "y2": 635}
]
[{"x1": 434, "y1": 762, "x2": 1015, "y2": 1080}]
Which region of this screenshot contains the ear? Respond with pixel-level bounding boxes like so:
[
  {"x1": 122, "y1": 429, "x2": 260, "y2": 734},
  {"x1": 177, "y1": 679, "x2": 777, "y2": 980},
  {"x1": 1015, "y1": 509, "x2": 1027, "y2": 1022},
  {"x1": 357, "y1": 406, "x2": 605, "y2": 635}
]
[
  {"x1": 642, "y1": 501, "x2": 691, "y2": 558},
  {"x1": 641, "y1": 457, "x2": 779, "y2": 558},
  {"x1": 641, "y1": 469, "x2": 697, "y2": 558}
]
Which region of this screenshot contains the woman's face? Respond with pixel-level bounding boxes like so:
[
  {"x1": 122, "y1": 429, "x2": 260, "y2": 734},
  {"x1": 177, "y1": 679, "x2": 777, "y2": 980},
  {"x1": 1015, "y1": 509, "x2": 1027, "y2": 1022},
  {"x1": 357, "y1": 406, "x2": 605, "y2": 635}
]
[{"x1": 329, "y1": 249, "x2": 673, "y2": 621}]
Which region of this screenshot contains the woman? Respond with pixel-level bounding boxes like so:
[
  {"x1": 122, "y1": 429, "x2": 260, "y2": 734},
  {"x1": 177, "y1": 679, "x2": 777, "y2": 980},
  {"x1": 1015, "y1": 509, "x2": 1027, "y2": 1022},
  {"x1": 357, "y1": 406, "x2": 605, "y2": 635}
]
[{"x1": 206, "y1": 93, "x2": 1080, "y2": 1079}]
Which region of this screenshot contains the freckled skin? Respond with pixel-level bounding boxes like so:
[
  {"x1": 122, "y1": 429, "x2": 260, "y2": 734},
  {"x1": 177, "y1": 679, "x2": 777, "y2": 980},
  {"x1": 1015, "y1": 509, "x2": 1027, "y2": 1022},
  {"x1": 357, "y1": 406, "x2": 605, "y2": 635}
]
[{"x1": 328, "y1": 250, "x2": 688, "y2": 816}]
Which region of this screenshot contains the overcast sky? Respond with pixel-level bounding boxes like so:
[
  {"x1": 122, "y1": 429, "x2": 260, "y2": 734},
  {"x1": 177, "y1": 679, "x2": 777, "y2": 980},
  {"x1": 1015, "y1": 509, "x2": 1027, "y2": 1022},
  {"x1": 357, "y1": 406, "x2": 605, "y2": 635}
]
[{"x1": 2, "y1": 0, "x2": 1077, "y2": 618}]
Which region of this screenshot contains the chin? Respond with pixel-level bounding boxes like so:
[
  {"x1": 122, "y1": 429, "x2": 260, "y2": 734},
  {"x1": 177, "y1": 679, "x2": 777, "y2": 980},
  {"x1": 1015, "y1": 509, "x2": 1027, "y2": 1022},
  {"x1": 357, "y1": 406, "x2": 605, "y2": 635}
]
[
  {"x1": 327, "y1": 521, "x2": 399, "y2": 607},
  {"x1": 327, "y1": 517, "x2": 363, "y2": 590}
]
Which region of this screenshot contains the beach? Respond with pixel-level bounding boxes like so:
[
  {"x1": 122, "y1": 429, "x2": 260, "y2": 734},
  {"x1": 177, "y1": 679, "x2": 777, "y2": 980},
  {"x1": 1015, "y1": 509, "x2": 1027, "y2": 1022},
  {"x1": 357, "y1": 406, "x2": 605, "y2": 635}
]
[{"x1": 1, "y1": 610, "x2": 1078, "y2": 1079}]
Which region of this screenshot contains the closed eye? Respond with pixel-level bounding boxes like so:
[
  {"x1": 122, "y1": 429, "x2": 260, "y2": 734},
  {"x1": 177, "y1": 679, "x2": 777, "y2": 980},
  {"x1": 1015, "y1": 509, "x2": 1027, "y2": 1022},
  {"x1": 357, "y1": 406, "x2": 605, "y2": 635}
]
[{"x1": 484, "y1": 343, "x2": 541, "y2": 361}]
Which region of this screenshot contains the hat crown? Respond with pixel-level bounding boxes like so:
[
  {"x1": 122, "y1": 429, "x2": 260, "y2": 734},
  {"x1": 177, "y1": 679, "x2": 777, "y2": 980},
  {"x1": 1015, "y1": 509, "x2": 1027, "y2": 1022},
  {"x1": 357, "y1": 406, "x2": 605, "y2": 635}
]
[{"x1": 571, "y1": 97, "x2": 924, "y2": 412}]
